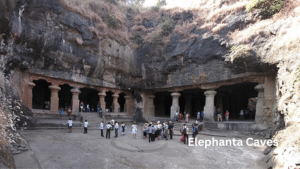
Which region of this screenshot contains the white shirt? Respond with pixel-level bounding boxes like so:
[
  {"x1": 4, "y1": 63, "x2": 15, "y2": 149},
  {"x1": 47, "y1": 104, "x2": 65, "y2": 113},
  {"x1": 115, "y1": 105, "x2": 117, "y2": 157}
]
[
  {"x1": 99, "y1": 123, "x2": 103, "y2": 129},
  {"x1": 84, "y1": 122, "x2": 89, "y2": 128},
  {"x1": 115, "y1": 123, "x2": 119, "y2": 129},
  {"x1": 165, "y1": 124, "x2": 168, "y2": 130},
  {"x1": 68, "y1": 120, "x2": 73, "y2": 127},
  {"x1": 87, "y1": 104, "x2": 89, "y2": 108},
  {"x1": 106, "y1": 124, "x2": 112, "y2": 129}
]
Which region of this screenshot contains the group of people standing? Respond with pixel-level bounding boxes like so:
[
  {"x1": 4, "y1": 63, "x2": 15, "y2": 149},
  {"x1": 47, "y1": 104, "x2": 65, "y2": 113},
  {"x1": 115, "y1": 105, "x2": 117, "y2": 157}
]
[
  {"x1": 142, "y1": 121, "x2": 174, "y2": 143},
  {"x1": 174, "y1": 110, "x2": 204, "y2": 122}
]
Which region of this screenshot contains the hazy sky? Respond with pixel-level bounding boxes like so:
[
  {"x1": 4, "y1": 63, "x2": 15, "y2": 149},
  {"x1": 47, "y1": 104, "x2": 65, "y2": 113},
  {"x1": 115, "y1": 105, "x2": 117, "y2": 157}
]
[{"x1": 143, "y1": 0, "x2": 202, "y2": 9}]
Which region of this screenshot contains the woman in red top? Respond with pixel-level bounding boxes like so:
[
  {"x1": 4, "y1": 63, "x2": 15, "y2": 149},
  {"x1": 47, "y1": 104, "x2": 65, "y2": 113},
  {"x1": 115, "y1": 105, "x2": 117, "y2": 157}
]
[{"x1": 225, "y1": 110, "x2": 229, "y2": 121}]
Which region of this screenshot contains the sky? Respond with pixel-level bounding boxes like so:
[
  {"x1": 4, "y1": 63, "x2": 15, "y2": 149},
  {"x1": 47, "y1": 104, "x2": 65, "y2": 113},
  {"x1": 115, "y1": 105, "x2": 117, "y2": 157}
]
[{"x1": 143, "y1": 0, "x2": 203, "y2": 9}]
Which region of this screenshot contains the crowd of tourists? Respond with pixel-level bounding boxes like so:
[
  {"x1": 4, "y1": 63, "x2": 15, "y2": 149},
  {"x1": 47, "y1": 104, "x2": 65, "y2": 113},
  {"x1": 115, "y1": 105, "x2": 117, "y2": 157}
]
[{"x1": 66, "y1": 118, "x2": 199, "y2": 145}]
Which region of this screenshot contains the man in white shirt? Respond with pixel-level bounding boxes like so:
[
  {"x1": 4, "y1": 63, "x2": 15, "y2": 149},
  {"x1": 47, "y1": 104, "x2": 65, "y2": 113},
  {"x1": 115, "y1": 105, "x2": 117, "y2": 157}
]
[
  {"x1": 99, "y1": 121, "x2": 104, "y2": 137},
  {"x1": 87, "y1": 104, "x2": 90, "y2": 112},
  {"x1": 114, "y1": 121, "x2": 119, "y2": 138},
  {"x1": 84, "y1": 120, "x2": 89, "y2": 134},
  {"x1": 106, "y1": 122, "x2": 112, "y2": 139},
  {"x1": 67, "y1": 118, "x2": 73, "y2": 133}
]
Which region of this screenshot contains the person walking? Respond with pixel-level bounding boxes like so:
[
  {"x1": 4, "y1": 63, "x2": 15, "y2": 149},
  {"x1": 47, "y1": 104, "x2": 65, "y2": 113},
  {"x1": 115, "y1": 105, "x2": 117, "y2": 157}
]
[
  {"x1": 80, "y1": 102, "x2": 84, "y2": 112},
  {"x1": 225, "y1": 110, "x2": 230, "y2": 121},
  {"x1": 83, "y1": 120, "x2": 89, "y2": 134},
  {"x1": 169, "y1": 121, "x2": 173, "y2": 139},
  {"x1": 99, "y1": 121, "x2": 104, "y2": 137},
  {"x1": 121, "y1": 122, "x2": 126, "y2": 136},
  {"x1": 106, "y1": 122, "x2": 112, "y2": 139},
  {"x1": 175, "y1": 111, "x2": 179, "y2": 121},
  {"x1": 67, "y1": 107, "x2": 72, "y2": 116},
  {"x1": 182, "y1": 124, "x2": 189, "y2": 145},
  {"x1": 59, "y1": 108, "x2": 64, "y2": 117},
  {"x1": 131, "y1": 122, "x2": 137, "y2": 138},
  {"x1": 67, "y1": 118, "x2": 73, "y2": 133},
  {"x1": 114, "y1": 121, "x2": 119, "y2": 138}
]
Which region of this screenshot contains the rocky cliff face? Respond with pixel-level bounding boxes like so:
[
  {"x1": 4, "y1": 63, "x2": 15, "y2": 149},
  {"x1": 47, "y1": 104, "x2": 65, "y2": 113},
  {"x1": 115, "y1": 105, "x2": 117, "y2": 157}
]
[{"x1": 1, "y1": 0, "x2": 300, "y2": 168}]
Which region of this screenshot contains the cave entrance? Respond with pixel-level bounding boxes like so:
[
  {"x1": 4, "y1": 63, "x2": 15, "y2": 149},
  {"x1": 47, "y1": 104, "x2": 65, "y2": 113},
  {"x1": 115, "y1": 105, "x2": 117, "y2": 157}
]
[
  {"x1": 32, "y1": 79, "x2": 51, "y2": 109},
  {"x1": 181, "y1": 89, "x2": 205, "y2": 118},
  {"x1": 118, "y1": 93, "x2": 126, "y2": 112},
  {"x1": 79, "y1": 88, "x2": 99, "y2": 112},
  {"x1": 216, "y1": 82, "x2": 258, "y2": 121},
  {"x1": 105, "y1": 91, "x2": 113, "y2": 112},
  {"x1": 154, "y1": 92, "x2": 172, "y2": 117},
  {"x1": 58, "y1": 84, "x2": 72, "y2": 110}
]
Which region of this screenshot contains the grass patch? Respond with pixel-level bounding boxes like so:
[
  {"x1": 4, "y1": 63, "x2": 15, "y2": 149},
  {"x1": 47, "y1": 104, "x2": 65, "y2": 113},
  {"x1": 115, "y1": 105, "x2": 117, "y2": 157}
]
[
  {"x1": 229, "y1": 45, "x2": 251, "y2": 61},
  {"x1": 246, "y1": 0, "x2": 286, "y2": 17},
  {"x1": 161, "y1": 17, "x2": 175, "y2": 36}
]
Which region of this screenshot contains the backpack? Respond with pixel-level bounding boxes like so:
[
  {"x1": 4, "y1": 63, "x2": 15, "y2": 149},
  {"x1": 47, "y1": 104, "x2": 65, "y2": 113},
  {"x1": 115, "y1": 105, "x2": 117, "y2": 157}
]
[{"x1": 183, "y1": 127, "x2": 187, "y2": 134}]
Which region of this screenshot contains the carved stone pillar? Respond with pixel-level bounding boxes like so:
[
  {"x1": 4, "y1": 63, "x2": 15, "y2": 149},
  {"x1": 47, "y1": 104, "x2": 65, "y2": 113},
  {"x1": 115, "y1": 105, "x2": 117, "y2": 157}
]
[
  {"x1": 148, "y1": 95, "x2": 155, "y2": 117},
  {"x1": 184, "y1": 95, "x2": 192, "y2": 115},
  {"x1": 254, "y1": 84, "x2": 264, "y2": 124},
  {"x1": 124, "y1": 95, "x2": 131, "y2": 114},
  {"x1": 98, "y1": 91, "x2": 106, "y2": 114},
  {"x1": 112, "y1": 93, "x2": 119, "y2": 113},
  {"x1": 204, "y1": 90, "x2": 217, "y2": 122},
  {"x1": 170, "y1": 92, "x2": 181, "y2": 120},
  {"x1": 71, "y1": 87, "x2": 81, "y2": 116},
  {"x1": 27, "y1": 82, "x2": 36, "y2": 109},
  {"x1": 49, "y1": 85, "x2": 61, "y2": 112}
]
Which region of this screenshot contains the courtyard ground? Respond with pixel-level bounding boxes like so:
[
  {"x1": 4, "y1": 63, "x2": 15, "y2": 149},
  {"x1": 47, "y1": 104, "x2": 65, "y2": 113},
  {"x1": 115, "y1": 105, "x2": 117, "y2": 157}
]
[{"x1": 14, "y1": 126, "x2": 268, "y2": 169}]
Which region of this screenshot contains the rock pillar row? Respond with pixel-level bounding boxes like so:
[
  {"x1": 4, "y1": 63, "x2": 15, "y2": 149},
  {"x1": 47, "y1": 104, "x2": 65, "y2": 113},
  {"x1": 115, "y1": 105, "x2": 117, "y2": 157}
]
[
  {"x1": 204, "y1": 90, "x2": 217, "y2": 122},
  {"x1": 148, "y1": 95, "x2": 155, "y2": 117},
  {"x1": 112, "y1": 93, "x2": 120, "y2": 113},
  {"x1": 71, "y1": 87, "x2": 81, "y2": 116},
  {"x1": 48, "y1": 85, "x2": 61, "y2": 113},
  {"x1": 124, "y1": 95, "x2": 131, "y2": 114},
  {"x1": 170, "y1": 92, "x2": 181, "y2": 120},
  {"x1": 184, "y1": 95, "x2": 192, "y2": 115},
  {"x1": 27, "y1": 82, "x2": 36, "y2": 109},
  {"x1": 98, "y1": 91, "x2": 106, "y2": 114},
  {"x1": 254, "y1": 84, "x2": 264, "y2": 124}
]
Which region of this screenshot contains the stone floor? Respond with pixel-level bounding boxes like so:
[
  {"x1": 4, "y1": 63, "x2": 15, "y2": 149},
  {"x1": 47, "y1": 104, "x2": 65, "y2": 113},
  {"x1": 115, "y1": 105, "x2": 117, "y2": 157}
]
[{"x1": 14, "y1": 126, "x2": 268, "y2": 169}]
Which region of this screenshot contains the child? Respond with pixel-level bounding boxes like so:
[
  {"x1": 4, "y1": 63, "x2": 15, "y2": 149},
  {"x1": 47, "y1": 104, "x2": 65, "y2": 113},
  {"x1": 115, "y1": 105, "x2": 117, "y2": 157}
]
[
  {"x1": 83, "y1": 120, "x2": 89, "y2": 134},
  {"x1": 121, "y1": 122, "x2": 126, "y2": 135},
  {"x1": 131, "y1": 122, "x2": 137, "y2": 138},
  {"x1": 67, "y1": 118, "x2": 73, "y2": 133}
]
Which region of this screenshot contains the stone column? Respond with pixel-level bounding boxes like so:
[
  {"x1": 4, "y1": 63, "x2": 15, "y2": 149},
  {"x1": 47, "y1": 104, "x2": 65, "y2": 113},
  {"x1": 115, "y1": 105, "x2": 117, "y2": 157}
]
[
  {"x1": 98, "y1": 92, "x2": 106, "y2": 114},
  {"x1": 204, "y1": 90, "x2": 217, "y2": 122},
  {"x1": 170, "y1": 92, "x2": 181, "y2": 120},
  {"x1": 27, "y1": 82, "x2": 36, "y2": 109},
  {"x1": 71, "y1": 87, "x2": 81, "y2": 116},
  {"x1": 112, "y1": 93, "x2": 119, "y2": 113},
  {"x1": 49, "y1": 85, "x2": 61, "y2": 112},
  {"x1": 254, "y1": 84, "x2": 264, "y2": 124},
  {"x1": 124, "y1": 96, "x2": 131, "y2": 114},
  {"x1": 184, "y1": 95, "x2": 192, "y2": 115},
  {"x1": 148, "y1": 95, "x2": 155, "y2": 117}
]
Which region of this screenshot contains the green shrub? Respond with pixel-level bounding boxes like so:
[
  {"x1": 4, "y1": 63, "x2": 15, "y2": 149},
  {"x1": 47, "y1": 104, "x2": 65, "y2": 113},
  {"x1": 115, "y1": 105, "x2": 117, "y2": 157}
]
[
  {"x1": 246, "y1": 0, "x2": 285, "y2": 16},
  {"x1": 149, "y1": 33, "x2": 163, "y2": 46},
  {"x1": 106, "y1": 12, "x2": 119, "y2": 29},
  {"x1": 132, "y1": 31, "x2": 144, "y2": 45},
  {"x1": 161, "y1": 17, "x2": 175, "y2": 36},
  {"x1": 229, "y1": 45, "x2": 251, "y2": 60}
]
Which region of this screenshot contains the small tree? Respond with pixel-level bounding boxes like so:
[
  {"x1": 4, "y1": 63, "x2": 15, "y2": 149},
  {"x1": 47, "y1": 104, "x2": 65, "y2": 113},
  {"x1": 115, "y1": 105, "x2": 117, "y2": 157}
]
[{"x1": 126, "y1": 0, "x2": 145, "y2": 12}]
